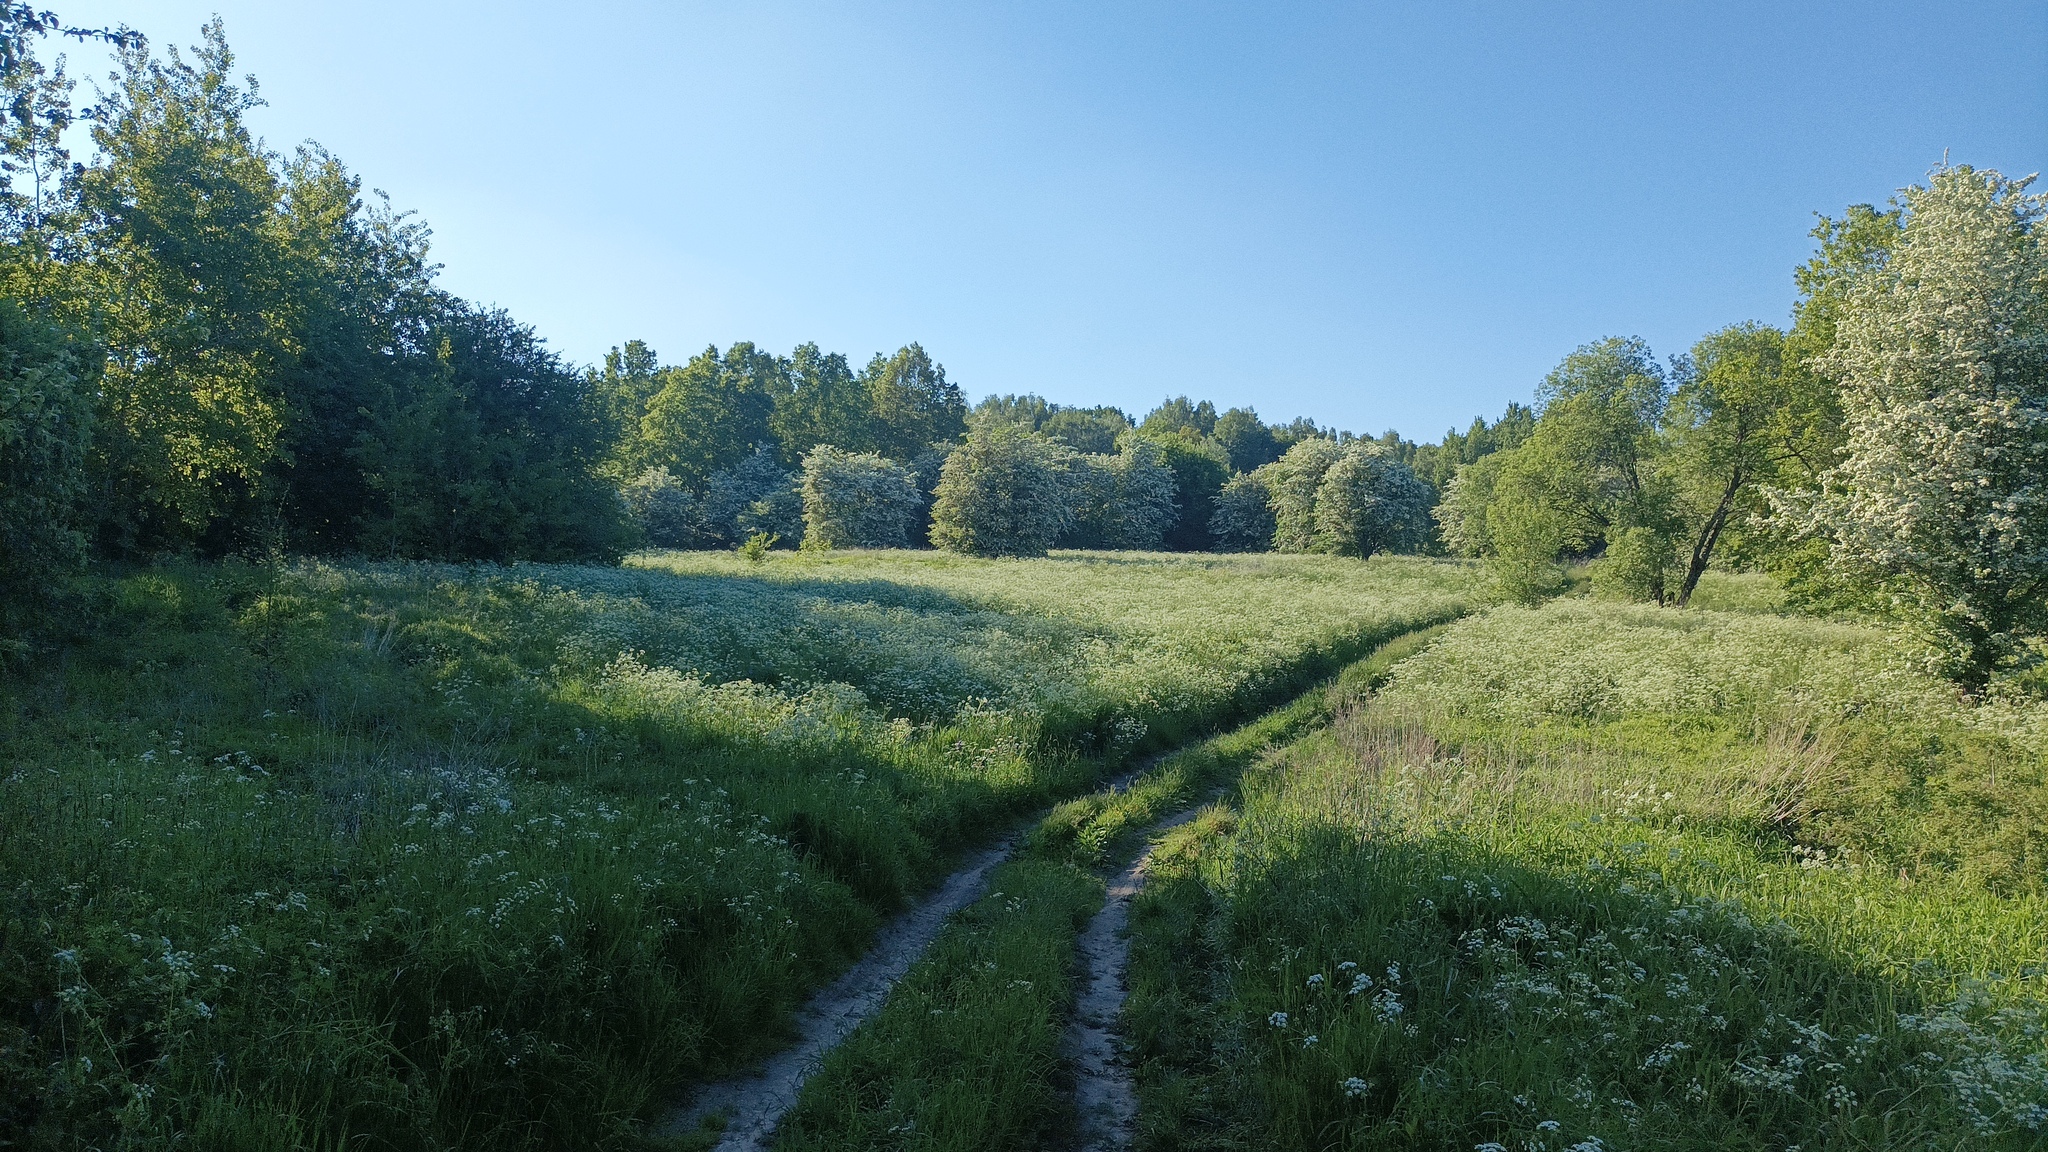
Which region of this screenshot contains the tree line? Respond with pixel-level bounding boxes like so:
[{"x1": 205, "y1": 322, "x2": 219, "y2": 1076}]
[{"x1": 1, "y1": 17, "x2": 2039, "y2": 686}]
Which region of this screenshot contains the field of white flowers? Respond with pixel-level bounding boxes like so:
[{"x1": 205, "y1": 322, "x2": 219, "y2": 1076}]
[
  {"x1": 0, "y1": 552, "x2": 1475, "y2": 1150},
  {"x1": 1125, "y1": 595, "x2": 2048, "y2": 1151}
]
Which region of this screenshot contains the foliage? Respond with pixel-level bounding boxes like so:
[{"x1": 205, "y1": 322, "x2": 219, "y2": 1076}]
[
  {"x1": 621, "y1": 465, "x2": 698, "y2": 547},
  {"x1": 636, "y1": 342, "x2": 784, "y2": 488},
  {"x1": 1210, "y1": 469, "x2": 1278, "y2": 552},
  {"x1": 862, "y1": 342, "x2": 967, "y2": 460},
  {"x1": 1064, "y1": 435, "x2": 1177, "y2": 551},
  {"x1": 0, "y1": 296, "x2": 90, "y2": 646},
  {"x1": 701, "y1": 444, "x2": 803, "y2": 548},
  {"x1": 1312, "y1": 443, "x2": 1433, "y2": 560},
  {"x1": 1792, "y1": 166, "x2": 2048, "y2": 685},
  {"x1": 1590, "y1": 524, "x2": 1676, "y2": 602},
  {"x1": 1269, "y1": 437, "x2": 1345, "y2": 552},
  {"x1": 1142, "y1": 431, "x2": 1233, "y2": 551},
  {"x1": 800, "y1": 445, "x2": 923, "y2": 550},
  {"x1": 929, "y1": 424, "x2": 1080, "y2": 558}
]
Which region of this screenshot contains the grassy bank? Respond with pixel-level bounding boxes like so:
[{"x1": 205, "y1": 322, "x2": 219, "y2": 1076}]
[
  {"x1": 0, "y1": 551, "x2": 1475, "y2": 1149},
  {"x1": 1125, "y1": 596, "x2": 2048, "y2": 1150}
]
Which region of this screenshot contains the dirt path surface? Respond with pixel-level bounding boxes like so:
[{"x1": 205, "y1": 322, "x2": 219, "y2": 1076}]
[
  {"x1": 1064, "y1": 803, "x2": 1212, "y2": 1152},
  {"x1": 660, "y1": 836, "x2": 1018, "y2": 1149}
]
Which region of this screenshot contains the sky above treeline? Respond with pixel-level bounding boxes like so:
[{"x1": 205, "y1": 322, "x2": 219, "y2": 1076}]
[{"x1": 66, "y1": 1, "x2": 2048, "y2": 441}]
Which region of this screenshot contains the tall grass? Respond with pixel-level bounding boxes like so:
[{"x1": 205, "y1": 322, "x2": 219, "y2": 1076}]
[
  {"x1": 0, "y1": 552, "x2": 1476, "y2": 1148},
  {"x1": 1125, "y1": 599, "x2": 2048, "y2": 1150}
]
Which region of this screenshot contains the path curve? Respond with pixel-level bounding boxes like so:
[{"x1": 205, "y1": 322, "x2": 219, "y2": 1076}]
[{"x1": 1063, "y1": 802, "x2": 1212, "y2": 1152}]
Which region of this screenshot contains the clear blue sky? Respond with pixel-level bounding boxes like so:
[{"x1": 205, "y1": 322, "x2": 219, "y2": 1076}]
[{"x1": 67, "y1": 2, "x2": 2048, "y2": 441}]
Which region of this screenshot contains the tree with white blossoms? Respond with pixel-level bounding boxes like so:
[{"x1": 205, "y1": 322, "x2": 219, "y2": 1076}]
[
  {"x1": 1796, "y1": 165, "x2": 2048, "y2": 686},
  {"x1": 928, "y1": 423, "x2": 1080, "y2": 557},
  {"x1": 799, "y1": 445, "x2": 923, "y2": 549},
  {"x1": 1313, "y1": 442, "x2": 1434, "y2": 559},
  {"x1": 1065, "y1": 435, "x2": 1177, "y2": 550}
]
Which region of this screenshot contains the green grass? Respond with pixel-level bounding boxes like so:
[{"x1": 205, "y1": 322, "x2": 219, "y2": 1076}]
[
  {"x1": 1124, "y1": 599, "x2": 2048, "y2": 1151},
  {"x1": 0, "y1": 551, "x2": 1476, "y2": 1149},
  {"x1": 772, "y1": 624, "x2": 1461, "y2": 1152}
]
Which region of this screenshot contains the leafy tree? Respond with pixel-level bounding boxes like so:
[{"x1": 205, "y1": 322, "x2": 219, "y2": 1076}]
[
  {"x1": 1433, "y1": 451, "x2": 1504, "y2": 558},
  {"x1": 702, "y1": 444, "x2": 802, "y2": 547},
  {"x1": 1662, "y1": 322, "x2": 1799, "y2": 604},
  {"x1": 1312, "y1": 443, "x2": 1433, "y2": 559},
  {"x1": 776, "y1": 342, "x2": 869, "y2": 462},
  {"x1": 1065, "y1": 435, "x2": 1176, "y2": 550},
  {"x1": 1210, "y1": 468, "x2": 1277, "y2": 551},
  {"x1": 75, "y1": 22, "x2": 293, "y2": 550},
  {"x1": 929, "y1": 424, "x2": 1078, "y2": 557},
  {"x1": 359, "y1": 303, "x2": 628, "y2": 560},
  {"x1": 1212, "y1": 406, "x2": 1283, "y2": 471},
  {"x1": 1039, "y1": 406, "x2": 1130, "y2": 454},
  {"x1": 621, "y1": 466, "x2": 699, "y2": 548},
  {"x1": 0, "y1": 297, "x2": 89, "y2": 647},
  {"x1": 638, "y1": 342, "x2": 785, "y2": 487},
  {"x1": 589, "y1": 339, "x2": 661, "y2": 472},
  {"x1": 1142, "y1": 432, "x2": 1231, "y2": 551},
  {"x1": 1411, "y1": 403, "x2": 1534, "y2": 492},
  {"x1": 863, "y1": 342, "x2": 965, "y2": 460},
  {"x1": 1797, "y1": 165, "x2": 2048, "y2": 685},
  {"x1": 1268, "y1": 437, "x2": 1344, "y2": 552},
  {"x1": 800, "y1": 445, "x2": 922, "y2": 549},
  {"x1": 1139, "y1": 396, "x2": 1218, "y2": 439},
  {"x1": 969, "y1": 392, "x2": 1054, "y2": 431}
]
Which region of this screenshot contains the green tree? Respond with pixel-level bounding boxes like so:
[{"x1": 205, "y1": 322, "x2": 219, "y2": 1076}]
[
  {"x1": 1312, "y1": 443, "x2": 1433, "y2": 559},
  {"x1": 1142, "y1": 431, "x2": 1231, "y2": 550},
  {"x1": 1065, "y1": 435, "x2": 1176, "y2": 550},
  {"x1": 776, "y1": 342, "x2": 870, "y2": 461},
  {"x1": 589, "y1": 339, "x2": 662, "y2": 473},
  {"x1": 1138, "y1": 396, "x2": 1217, "y2": 438},
  {"x1": 702, "y1": 444, "x2": 803, "y2": 547},
  {"x1": 0, "y1": 297, "x2": 90, "y2": 648},
  {"x1": 1798, "y1": 165, "x2": 2048, "y2": 685},
  {"x1": 929, "y1": 424, "x2": 1078, "y2": 557},
  {"x1": 1209, "y1": 468, "x2": 1277, "y2": 551},
  {"x1": 1212, "y1": 406, "x2": 1282, "y2": 472},
  {"x1": 1039, "y1": 406, "x2": 1130, "y2": 454},
  {"x1": 1268, "y1": 437, "x2": 1344, "y2": 552},
  {"x1": 75, "y1": 22, "x2": 294, "y2": 550},
  {"x1": 638, "y1": 342, "x2": 785, "y2": 487},
  {"x1": 1663, "y1": 322, "x2": 1799, "y2": 605},
  {"x1": 863, "y1": 343, "x2": 965, "y2": 459},
  {"x1": 800, "y1": 445, "x2": 922, "y2": 549},
  {"x1": 621, "y1": 465, "x2": 699, "y2": 548}
]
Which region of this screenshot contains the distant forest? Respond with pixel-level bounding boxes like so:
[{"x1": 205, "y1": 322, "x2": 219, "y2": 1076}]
[{"x1": 2, "y1": 17, "x2": 2043, "y2": 685}]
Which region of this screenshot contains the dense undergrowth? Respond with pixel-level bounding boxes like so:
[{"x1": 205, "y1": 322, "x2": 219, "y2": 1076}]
[
  {"x1": 1126, "y1": 582, "x2": 2048, "y2": 1150},
  {"x1": 0, "y1": 550, "x2": 1474, "y2": 1149}
]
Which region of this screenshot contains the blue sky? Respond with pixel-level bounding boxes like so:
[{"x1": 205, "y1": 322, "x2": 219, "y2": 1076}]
[{"x1": 67, "y1": 2, "x2": 2048, "y2": 440}]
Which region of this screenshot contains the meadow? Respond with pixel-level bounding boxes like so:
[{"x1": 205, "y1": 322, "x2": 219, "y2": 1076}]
[
  {"x1": 1121, "y1": 577, "x2": 2048, "y2": 1150},
  {"x1": 0, "y1": 549, "x2": 1475, "y2": 1149}
]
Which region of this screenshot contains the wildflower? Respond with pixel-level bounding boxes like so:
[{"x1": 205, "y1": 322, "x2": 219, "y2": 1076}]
[
  {"x1": 1337, "y1": 961, "x2": 1358, "y2": 972},
  {"x1": 1537, "y1": 1119, "x2": 1561, "y2": 1133},
  {"x1": 1302, "y1": 1034, "x2": 1319, "y2": 1048},
  {"x1": 1269, "y1": 1011, "x2": 1289, "y2": 1027},
  {"x1": 1476, "y1": 1144, "x2": 1508, "y2": 1152},
  {"x1": 1306, "y1": 973, "x2": 1325, "y2": 990},
  {"x1": 1348, "y1": 972, "x2": 1373, "y2": 995},
  {"x1": 1341, "y1": 1076, "x2": 1370, "y2": 1098}
]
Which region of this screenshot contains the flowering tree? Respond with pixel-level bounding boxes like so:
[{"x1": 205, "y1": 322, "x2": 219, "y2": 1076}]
[
  {"x1": 1313, "y1": 443, "x2": 1433, "y2": 559},
  {"x1": 929, "y1": 424, "x2": 1079, "y2": 557},
  {"x1": 1801, "y1": 165, "x2": 2048, "y2": 685},
  {"x1": 799, "y1": 445, "x2": 922, "y2": 549}
]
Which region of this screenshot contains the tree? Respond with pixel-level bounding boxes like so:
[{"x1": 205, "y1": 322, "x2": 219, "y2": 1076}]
[
  {"x1": 1210, "y1": 469, "x2": 1277, "y2": 551},
  {"x1": 1212, "y1": 406, "x2": 1283, "y2": 472},
  {"x1": 75, "y1": 22, "x2": 293, "y2": 550},
  {"x1": 1065, "y1": 435, "x2": 1176, "y2": 550},
  {"x1": 1433, "y1": 452, "x2": 1504, "y2": 558},
  {"x1": 637, "y1": 342, "x2": 785, "y2": 487},
  {"x1": 1798, "y1": 165, "x2": 2048, "y2": 685},
  {"x1": 1268, "y1": 437, "x2": 1344, "y2": 552},
  {"x1": 1662, "y1": 322, "x2": 1793, "y2": 605},
  {"x1": 1141, "y1": 432, "x2": 1231, "y2": 550},
  {"x1": 621, "y1": 466, "x2": 699, "y2": 548},
  {"x1": 929, "y1": 424, "x2": 1078, "y2": 557},
  {"x1": 800, "y1": 445, "x2": 922, "y2": 549},
  {"x1": 1313, "y1": 443, "x2": 1433, "y2": 559},
  {"x1": 1039, "y1": 406, "x2": 1130, "y2": 454},
  {"x1": 590, "y1": 339, "x2": 662, "y2": 473},
  {"x1": 775, "y1": 342, "x2": 869, "y2": 462},
  {"x1": 702, "y1": 444, "x2": 803, "y2": 547},
  {"x1": 1139, "y1": 396, "x2": 1217, "y2": 438},
  {"x1": 863, "y1": 343, "x2": 965, "y2": 459}
]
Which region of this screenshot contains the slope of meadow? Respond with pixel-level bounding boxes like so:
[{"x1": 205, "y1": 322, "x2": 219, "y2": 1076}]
[
  {"x1": 1126, "y1": 590, "x2": 2048, "y2": 1151},
  {"x1": 0, "y1": 551, "x2": 1475, "y2": 1150}
]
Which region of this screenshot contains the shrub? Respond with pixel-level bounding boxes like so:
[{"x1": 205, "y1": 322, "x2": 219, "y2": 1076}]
[
  {"x1": 620, "y1": 467, "x2": 701, "y2": 548},
  {"x1": 1312, "y1": 443, "x2": 1433, "y2": 559},
  {"x1": 1210, "y1": 469, "x2": 1278, "y2": 552},
  {"x1": 929, "y1": 424, "x2": 1079, "y2": 557},
  {"x1": 1592, "y1": 525, "x2": 1677, "y2": 602},
  {"x1": 799, "y1": 445, "x2": 923, "y2": 549}
]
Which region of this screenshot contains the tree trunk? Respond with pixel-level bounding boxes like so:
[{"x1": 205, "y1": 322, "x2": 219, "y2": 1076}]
[{"x1": 1675, "y1": 473, "x2": 1743, "y2": 606}]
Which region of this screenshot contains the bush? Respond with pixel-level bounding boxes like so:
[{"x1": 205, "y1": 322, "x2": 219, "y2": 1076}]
[
  {"x1": 1210, "y1": 469, "x2": 1277, "y2": 552},
  {"x1": 1312, "y1": 443, "x2": 1433, "y2": 559},
  {"x1": 1268, "y1": 438, "x2": 1345, "y2": 552},
  {"x1": 0, "y1": 300, "x2": 93, "y2": 649},
  {"x1": 799, "y1": 445, "x2": 923, "y2": 549},
  {"x1": 621, "y1": 467, "x2": 701, "y2": 548},
  {"x1": 1592, "y1": 525, "x2": 1677, "y2": 603},
  {"x1": 702, "y1": 445, "x2": 803, "y2": 547},
  {"x1": 929, "y1": 425, "x2": 1079, "y2": 557}
]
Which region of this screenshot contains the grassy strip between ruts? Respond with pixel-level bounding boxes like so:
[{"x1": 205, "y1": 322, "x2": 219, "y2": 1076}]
[{"x1": 749, "y1": 624, "x2": 1458, "y2": 1152}]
